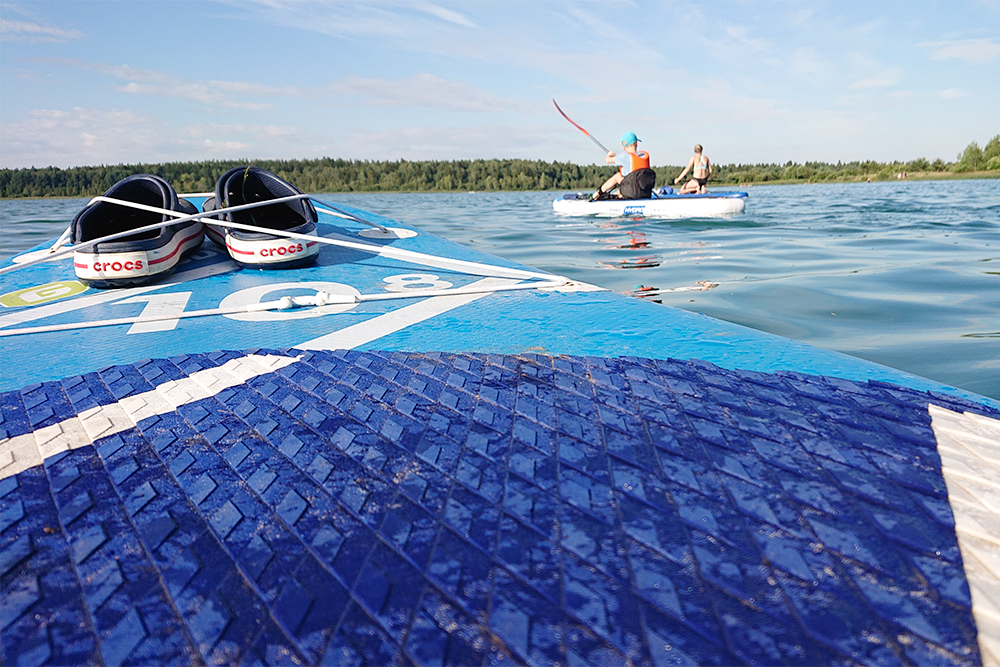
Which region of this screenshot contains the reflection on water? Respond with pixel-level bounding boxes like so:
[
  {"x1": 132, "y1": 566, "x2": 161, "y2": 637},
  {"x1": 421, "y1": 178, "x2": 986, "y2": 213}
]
[
  {"x1": 628, "y1": 281, "x2": 720, "y2": 300},
  {"x1": 598, "y1": 255, "x2": 661, "y2": 269},
  {"x1": 2, "y1": 179, "x2": 998, "y2": 399},
  {"x1": 600, "y1": 230, "x2": 650, "y2": 249}
]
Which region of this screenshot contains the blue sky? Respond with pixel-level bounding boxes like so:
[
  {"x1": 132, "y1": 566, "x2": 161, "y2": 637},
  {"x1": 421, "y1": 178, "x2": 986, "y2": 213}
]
[{"x1": 2, "y1": 0, "x2": 998, "y2": 170}]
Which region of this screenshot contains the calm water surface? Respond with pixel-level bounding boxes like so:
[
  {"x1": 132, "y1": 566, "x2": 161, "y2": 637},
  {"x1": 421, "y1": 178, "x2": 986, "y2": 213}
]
[{"x1": 2, "y1": 180, "x2": 998, "y2": 399}]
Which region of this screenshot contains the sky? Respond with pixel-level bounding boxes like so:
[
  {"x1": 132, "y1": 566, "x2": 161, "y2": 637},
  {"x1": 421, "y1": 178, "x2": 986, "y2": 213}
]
[{"x1": 1, "y1": 0, "x2": 999, "y2": 170}]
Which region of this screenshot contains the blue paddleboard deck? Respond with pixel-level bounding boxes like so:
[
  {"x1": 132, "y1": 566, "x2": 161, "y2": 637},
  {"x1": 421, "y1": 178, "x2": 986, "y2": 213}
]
[{"x1": 2, "y1": 348, "x2": 996, "y2": 665}]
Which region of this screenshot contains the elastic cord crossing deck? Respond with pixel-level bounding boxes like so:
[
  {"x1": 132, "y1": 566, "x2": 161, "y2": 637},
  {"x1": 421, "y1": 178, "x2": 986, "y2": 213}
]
[{"x1": 0, "y1": 195, "x2": 584, "y2": 336}]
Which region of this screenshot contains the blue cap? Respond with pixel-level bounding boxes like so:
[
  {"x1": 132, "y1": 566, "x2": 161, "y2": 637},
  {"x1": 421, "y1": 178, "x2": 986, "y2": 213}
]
[{"x1": 621, "y1": 131, "x2": 640, "y2": 145}]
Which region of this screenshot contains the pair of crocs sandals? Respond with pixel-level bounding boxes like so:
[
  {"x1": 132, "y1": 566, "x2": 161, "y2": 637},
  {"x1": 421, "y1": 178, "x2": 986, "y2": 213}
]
[{"x1": 71, "y1": 167, "x2": 319, "y2": 288}]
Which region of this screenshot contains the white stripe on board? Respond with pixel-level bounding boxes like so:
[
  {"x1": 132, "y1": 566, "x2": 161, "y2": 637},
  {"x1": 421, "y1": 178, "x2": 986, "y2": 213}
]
[
  {"x1": 0, "y1": 353, "x2": 300, "y2": 481},
  {"x1": 929, "y1": 403, "x2": 1000, "y2": 667},
  {"x1": 294, "y1": 276, "x2": 513, "y2": 351},
  {"x1": 0, "y1": 257, "x2": 236, "y2": 330}
]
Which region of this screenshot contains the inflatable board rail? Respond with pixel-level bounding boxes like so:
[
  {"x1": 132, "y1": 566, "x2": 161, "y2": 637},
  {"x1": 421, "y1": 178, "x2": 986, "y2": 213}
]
[{"x1": 553, "y1": 190, "x2": 748, "y2": 218}]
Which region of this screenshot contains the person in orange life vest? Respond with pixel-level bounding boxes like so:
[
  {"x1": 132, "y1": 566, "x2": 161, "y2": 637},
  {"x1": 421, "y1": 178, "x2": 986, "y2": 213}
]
[
  {"x1": 675, "y1": 144, "x2": 712, "y2": 194},
  {"x1": 592, "y1": 132, "x2": 651, "y2": 200}
]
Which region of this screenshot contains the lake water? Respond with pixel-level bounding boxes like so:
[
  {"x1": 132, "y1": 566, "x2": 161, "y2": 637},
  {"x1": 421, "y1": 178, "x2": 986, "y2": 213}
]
[{"x1": 1, "y1": 179, "x2": 997, "y2": 400}]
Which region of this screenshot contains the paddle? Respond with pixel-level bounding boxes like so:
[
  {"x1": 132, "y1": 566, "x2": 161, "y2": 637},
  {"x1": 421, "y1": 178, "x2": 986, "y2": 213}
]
[{"x1": 552, "y1": 99, "x2": 611, "y2": 154}]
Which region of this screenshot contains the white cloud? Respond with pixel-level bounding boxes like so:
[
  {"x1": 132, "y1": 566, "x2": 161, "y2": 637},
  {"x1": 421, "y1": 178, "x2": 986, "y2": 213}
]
[
  {"x1": 0, "y1": 107, "x2": 314, "y2": 168},
  {"x1": 327, "y1": 73, "x2": 533, "y2": 114},
  {"x1": 339, "y1": 123, "x2": 557, "y2": 161},
  {"x1": 848, "y1": 77, "x2": 899, "y2": 90},
  {"x1": 853, "y1": 20, "x2": 884, "y2": 36},
  {"x1": 224, "y1": 0, "x2": 477, "y2": 42},
  {"x1": 181, "y1": 121, "x2": 302, "y2": 144},
  {"x1": 941, "y1": 88, "x2": 970, "y2": 98},
  {"x1": 416, "y1": 2, "x2": 477, "y2": 28},
  {"x1": 784, "y1": 7, "x2": 819, "y2": 29},
  {"x1": 695, "y1": 22, "x2": 783, "y2": 71},
  {"x1": 789, "y1": 48, "x2": 831, "y2": 77},
  {"x1": 919, "y1": 38, "x2": 1000, "y2": 64},
  {"x1": 0, "y1": 18, "x2": 83, "y2": 43},
  {"x1": 721, "y1": 24, "x2": 771, "y2": 53},
  {"x1": 0, "y1": 108, "x2": 169, "y2": 168},
  {"x1": 204, "y1": 139, "x2": 252, "y2": 151},
  {"x1": 48, "y1": 60, "x2": 302, "y2": 110},
  {"x1": 116, "y1": 81, "x2": 274, "y2": 111}
]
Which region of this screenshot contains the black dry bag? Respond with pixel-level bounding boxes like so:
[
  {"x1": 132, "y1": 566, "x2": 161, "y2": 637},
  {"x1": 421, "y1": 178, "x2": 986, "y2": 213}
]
[{"x1": 618, "y1": 168, "x2": 657, "y2": 199}]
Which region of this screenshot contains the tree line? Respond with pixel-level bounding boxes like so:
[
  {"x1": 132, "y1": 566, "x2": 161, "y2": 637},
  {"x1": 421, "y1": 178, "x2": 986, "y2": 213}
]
[{"x1": 1, "y1": 137, "x2": 996, "y2": 199}]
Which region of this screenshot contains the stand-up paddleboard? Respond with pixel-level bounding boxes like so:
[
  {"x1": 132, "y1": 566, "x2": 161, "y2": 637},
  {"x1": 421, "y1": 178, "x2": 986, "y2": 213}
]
[
  {"x1": 554, "y1": 190, "x2": 748, "y2": 218},
  {"x1": 2, "y1": 177, "x2": 997, "y2": 666}
]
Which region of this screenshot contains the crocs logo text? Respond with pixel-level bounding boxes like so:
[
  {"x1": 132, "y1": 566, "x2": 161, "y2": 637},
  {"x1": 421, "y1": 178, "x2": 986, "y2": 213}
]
[
  {"x1": 259, "y1": 244, "x2": 304, "y2": 257},
  {"x1": 91, "y1": 260, "x2": 144, "y2": 272}
]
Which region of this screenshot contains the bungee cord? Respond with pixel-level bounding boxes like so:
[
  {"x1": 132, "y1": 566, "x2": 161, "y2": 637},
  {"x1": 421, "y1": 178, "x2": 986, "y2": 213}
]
[
  {"x1": 1, "y1": 194, "x2": 569, "y2": 284},
  {"x1": 0, "y1": 194, "x2": 585, "y2": 334}
]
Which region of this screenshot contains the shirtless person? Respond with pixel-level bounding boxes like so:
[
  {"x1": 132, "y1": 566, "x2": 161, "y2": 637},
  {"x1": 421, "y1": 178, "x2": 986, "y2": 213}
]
[{"x1": 675, "y1": 144, "x2": 712, "y2": 194}]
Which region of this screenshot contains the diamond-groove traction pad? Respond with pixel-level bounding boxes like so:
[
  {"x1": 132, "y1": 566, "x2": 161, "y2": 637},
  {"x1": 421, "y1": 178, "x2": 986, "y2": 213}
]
[{"x1": 1, "y1": 349, "x2": 995, "y2": 666}]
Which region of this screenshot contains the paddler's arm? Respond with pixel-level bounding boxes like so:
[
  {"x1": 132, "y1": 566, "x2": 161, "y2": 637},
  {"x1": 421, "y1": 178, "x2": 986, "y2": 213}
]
[{"x1": 675, "y1": 156, "x2": 694, "y2": 183}]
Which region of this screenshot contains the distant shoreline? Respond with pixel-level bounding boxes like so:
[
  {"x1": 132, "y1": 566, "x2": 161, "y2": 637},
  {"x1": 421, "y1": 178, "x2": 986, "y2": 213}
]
[
  {"x1": 2, "y1": 174, "x2": 998, "y2": 202},
  {"x1": 3, "y1": 135, "x2": 997, "y2": 198},
  {"x1": 731, "y1": 171, "x2": 999, "y2": 187},
  {"x1": 0, "y1": 160, "x2": 996, "y2": 200}
]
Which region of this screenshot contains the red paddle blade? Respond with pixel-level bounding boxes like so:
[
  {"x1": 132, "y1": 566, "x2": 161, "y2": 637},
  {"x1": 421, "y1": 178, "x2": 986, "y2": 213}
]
[
  {"x1": 552, "y1": 99, "x2": 610, "y2": 154},
  {"x1": 553, "y1": 99, "x2": 587, "y2": 133}
]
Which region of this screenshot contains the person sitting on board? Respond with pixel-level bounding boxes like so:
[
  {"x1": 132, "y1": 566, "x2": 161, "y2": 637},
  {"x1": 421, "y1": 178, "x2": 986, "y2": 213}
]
[
  {"x1": 592, "y1": 132, "x2": 657, "y2": 200},
  {"x1": 675, "y1": 144, "x2": 712, "y2": 194}
]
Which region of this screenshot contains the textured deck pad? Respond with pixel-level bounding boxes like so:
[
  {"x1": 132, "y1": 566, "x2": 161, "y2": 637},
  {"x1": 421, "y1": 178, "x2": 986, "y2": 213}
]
[{"x1": 1, "y1": 350, "x2": 996, "y2": 666}]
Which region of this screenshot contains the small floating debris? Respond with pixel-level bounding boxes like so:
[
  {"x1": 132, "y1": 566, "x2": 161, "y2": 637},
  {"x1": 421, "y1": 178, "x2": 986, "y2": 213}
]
[
  {"x1": 598, "y1": 255, "x2": 661, "y2": 269},
  {"x1": 631, "y1": 285, "x2": 659, "y2": 297},
  {"x1": 627, "y1": 280, "x2": 720, "y2": 297}
]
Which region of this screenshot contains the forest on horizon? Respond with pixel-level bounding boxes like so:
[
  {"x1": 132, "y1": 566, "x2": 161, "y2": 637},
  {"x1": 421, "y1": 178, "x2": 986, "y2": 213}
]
[{"x1": 1, "y1": 136, "x2": 996, "y2": 199}]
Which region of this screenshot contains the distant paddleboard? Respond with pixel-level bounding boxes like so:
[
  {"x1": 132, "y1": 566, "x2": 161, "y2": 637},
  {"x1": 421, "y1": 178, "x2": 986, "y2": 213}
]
[{"x1": 554, "y1": 190, "x2": 748, "y2": 218}]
